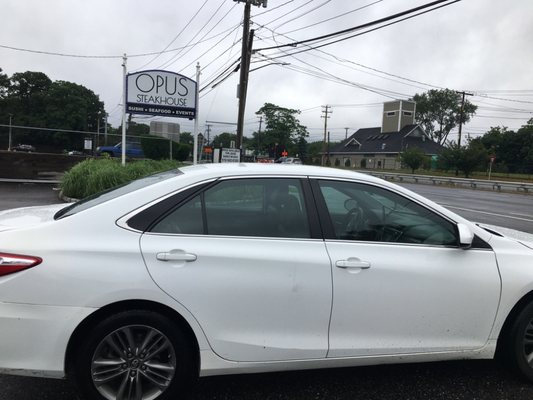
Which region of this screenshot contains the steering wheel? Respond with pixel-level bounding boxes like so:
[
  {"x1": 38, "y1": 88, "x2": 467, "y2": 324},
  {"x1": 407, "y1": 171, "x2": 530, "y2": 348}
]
[{"x1": 343, "y1": 199, "x2": 365, "y2": 237}]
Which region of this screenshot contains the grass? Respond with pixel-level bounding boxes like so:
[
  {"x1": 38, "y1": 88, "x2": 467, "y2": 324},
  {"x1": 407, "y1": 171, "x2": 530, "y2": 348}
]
[{"x1": 61, "y1": 158, "x2": 181, "y2": 199}]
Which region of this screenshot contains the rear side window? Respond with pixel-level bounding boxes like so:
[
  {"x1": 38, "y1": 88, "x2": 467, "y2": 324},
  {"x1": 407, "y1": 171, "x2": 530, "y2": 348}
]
[{"x1": 150, "y1": 178, "x2": 311, "y2": 238}]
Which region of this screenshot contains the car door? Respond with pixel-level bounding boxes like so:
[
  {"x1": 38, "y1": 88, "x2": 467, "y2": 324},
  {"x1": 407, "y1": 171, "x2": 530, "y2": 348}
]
[
  {"x1": 311, "y1": 178, "x2": 501, "y2": 358},
  {"x1": 139, "y1": 177, "x2": 332, "y2": 362}
]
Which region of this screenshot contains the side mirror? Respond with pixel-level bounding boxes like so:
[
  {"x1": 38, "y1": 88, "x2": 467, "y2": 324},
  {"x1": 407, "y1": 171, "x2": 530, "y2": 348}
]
[{"x1": 458, "y1": 223, "x2": 474, "y2": 249}]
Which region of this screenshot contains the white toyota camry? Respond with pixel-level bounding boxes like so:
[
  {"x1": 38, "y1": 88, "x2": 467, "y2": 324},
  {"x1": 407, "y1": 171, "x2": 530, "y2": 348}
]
[{"x1": 1, "y1": 163, "x2": 533, "y2": 400}]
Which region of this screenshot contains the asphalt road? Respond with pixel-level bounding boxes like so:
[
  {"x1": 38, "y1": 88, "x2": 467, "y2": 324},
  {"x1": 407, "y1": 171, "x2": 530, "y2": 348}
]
[
  {"x1": 399, "y1": 183, "x2": 533, "y2": 233},
  {"x1": 0, "y1": 182, "x2": 533, "y2": 400}
]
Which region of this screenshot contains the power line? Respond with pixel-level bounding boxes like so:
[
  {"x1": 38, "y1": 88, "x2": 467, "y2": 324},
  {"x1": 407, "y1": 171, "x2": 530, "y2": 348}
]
[
  {"x1": 281, "y1": 0, "x2": 383, "y2": 35},
  {"x1": 271, "y1": 0, "x2": 333, "y2": 31},
  {"x1": 158, "y1": 0, "x2": 235, "y2": 71},
  {"x1": 134, "y1": 0, "x2": 212, "y2": 70},
  {"x1": 255, "y1": 0, "x2": 460, "y2": 53}
]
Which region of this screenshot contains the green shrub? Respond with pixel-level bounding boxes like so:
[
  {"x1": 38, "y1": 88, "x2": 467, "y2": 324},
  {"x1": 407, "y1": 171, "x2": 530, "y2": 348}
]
[
  {"x1": 61, "y1": 158, "x2": 180, "y2": 199},
  {"x1": 141, "y1": 137, "x2": 191, "y2": 161}
]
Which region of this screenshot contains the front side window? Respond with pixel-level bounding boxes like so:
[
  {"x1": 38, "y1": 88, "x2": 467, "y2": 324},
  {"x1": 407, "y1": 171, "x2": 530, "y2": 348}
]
[
  {"x1": 150, "y1": 178, "x2": 310, "y2": 238},
  {"x1": 318, "y1": 180, "x2": 457, "y2": 246}
]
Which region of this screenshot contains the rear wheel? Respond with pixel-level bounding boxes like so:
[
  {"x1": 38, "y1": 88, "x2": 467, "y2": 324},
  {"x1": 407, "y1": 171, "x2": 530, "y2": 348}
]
[
  {"x1": 507, "y1": 302, "x2": 533, "y2": 382},
  {"x1": 74, "y1": 310, "x2": 196, "y2": 400}
]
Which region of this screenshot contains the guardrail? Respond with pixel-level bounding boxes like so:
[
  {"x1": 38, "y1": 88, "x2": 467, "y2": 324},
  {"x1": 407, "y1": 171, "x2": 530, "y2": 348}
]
[
  {"x1": 359, "y1": 171, "x2": 533, "y2": 194},
  {"x1": 0, "y1": 178, "x2": 60, "y2": 184}
]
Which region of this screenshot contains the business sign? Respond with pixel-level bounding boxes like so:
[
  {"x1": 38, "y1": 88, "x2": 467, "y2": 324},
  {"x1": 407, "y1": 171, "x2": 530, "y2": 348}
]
[
  {"x1": 220, "y1": 148, "x2": 241, "y2": 163},
  {"x1": 126, "y1": 70, "x2": 197, "y2": 119}
]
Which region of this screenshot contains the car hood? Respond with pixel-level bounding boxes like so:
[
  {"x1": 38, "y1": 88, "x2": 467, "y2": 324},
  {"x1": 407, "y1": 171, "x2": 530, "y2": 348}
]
[
  {"x1": 0, "y1": 203, "x2": 66, "y2": 232},
  {"x1": 477, "y1": 223, "x2": 533, "y2": 250}
]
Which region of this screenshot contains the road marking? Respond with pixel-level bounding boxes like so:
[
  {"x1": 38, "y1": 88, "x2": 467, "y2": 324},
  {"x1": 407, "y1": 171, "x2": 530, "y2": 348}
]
[
  {"x1": 511, "y1": 212, "x2": 533, "y2": 218},
  {"x1": 441, "y1": 204, "x2": 533, "y2": 223}
]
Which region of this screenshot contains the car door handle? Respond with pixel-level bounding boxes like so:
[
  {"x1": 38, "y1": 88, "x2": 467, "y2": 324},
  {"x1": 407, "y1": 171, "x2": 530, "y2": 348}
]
[
  {"x1": 156, "y1": 251, "x2": 197, "y2": 262},
  {"x1": 335, "y1": 258, "x2": 371, "y2": 269}
]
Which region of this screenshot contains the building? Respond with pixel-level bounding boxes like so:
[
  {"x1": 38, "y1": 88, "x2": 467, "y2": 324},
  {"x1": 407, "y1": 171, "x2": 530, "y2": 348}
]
[
  {"x1": 328, "y1": 100, "x2": 444, "y2": 169},
  {"x1": 149, "y1": 121, "x2": 180, "y2": 141}
]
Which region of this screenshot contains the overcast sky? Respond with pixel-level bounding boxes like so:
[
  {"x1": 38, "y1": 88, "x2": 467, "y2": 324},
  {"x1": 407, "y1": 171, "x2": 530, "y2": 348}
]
[{"x1": 2, "y1": 0, "x2": 532, "y2": 143}]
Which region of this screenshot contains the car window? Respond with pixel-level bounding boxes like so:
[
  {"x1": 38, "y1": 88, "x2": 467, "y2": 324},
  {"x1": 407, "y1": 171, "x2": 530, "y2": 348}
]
[
  {"x1": 318, "y1": 180, "x2": 458, "y2": 246},
  {"x1": 150, "y1": 178, "x2": 311, "y2": 238}
]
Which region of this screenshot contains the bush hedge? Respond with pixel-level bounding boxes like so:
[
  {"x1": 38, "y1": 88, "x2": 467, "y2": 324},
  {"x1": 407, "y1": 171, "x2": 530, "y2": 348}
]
[
  {"x1": 140, "y1": 137, "x2": 191, "y2": 161},
  {"x1": 61, "y1": 158, "x2": 180, "y2": 199}
]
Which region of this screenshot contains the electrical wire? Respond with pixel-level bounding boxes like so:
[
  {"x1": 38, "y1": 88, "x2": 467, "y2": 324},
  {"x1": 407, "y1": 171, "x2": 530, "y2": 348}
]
[
  {"x1": 157, "y1": 0, "x2": 234, "y2": 70},
  {"x1": 281, "y1": 0, "x2": 383, "y2": 35},
  {"x1": 271, "y1": 0, "x2": 333, "y2": 31},
  {"x1": 255, "y1": 0, "x2": 460, "y2": 52},
  {"x1": 134, "y1": 0, "x2": 212, "y2": 70}
]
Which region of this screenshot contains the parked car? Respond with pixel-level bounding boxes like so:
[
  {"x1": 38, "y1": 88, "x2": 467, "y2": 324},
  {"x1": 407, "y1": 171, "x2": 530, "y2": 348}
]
[
  {"x1": 281, "y1": 157, "x2": 302, "y2": 164},
  {"x1": 12, "y1": 144, "x2": 36, "y2": 152},
  {"x1": 96, "y1": 141, "x2": 144, "y2": 158},
  {"x1": 1, "y1": 163, "x2": 533, "y2": 400}
]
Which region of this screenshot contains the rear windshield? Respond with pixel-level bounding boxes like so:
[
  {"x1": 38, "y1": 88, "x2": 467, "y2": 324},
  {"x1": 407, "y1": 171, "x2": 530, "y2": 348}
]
[{"x1": 54, "y1": 169, "x2": 182, "y2": 220}]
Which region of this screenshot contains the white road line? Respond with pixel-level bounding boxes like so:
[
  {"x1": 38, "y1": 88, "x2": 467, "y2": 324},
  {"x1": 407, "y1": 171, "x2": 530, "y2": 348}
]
[
  {"x1": 511, "y1": 212, "x2": 533, "y2": 218},
  {"x1": 442, "y1": 204, "x2": 533, "y2": 223}
]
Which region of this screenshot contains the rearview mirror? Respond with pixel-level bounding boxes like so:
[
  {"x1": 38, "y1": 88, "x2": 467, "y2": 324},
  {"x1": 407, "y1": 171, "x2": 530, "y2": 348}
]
[{"x1": 458, "y1": 223, "x2": 474, "y2": 249}]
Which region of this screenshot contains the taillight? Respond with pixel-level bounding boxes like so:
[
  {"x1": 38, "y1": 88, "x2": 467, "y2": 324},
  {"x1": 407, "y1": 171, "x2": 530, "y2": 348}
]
[{"x1": 0, "y1": 252, "x2": 42, "y2": 277}]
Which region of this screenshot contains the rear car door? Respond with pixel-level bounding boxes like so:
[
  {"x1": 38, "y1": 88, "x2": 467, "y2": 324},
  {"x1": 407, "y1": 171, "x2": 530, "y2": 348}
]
[{"x1": 139, "y1": 177, "x2": 333, "y2": 362}]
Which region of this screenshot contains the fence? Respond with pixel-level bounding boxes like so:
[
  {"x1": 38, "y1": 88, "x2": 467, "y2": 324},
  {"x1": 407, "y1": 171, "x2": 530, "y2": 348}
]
[{"x1": 360, "y1": 171, "x2": 533, "y2": 194}]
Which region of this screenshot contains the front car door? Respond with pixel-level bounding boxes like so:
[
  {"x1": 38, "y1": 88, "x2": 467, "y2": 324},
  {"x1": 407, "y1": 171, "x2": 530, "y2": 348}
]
[
  {"x1": 311, "y1": 178, "x2": 501, "y2": 358},
  {"x1": 139, "y1": 177, "x2": 332, "y2": 362}
]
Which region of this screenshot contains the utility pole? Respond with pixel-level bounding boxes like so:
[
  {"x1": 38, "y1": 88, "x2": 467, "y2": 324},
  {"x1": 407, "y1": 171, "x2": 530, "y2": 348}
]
[
  {"x1": 235, "y1": 0, "x2": 267, "y2": 153},
  {"x1": 104, "y1": 113, "x2": 108, "y2": 145},
  {"x1": 456, "y1": 90, "x2": 473, "y2": 147},
  {"x1": 321, "y1": 105, "x2": 331, "y2": 166},
  {"x1": 206, "y1": 124, "x2": 211, "y2": 146},
  {"x1": 8, "y1": 114, "x2": 13, "y2": 151},
  {"x1": 96, "y1": 111, "x2": 101, "y2": 148},
  {"x1": 257, "y1": 116, "x2": 263, "y2": 156},
  {"x1": 344, "y1": 127, "x2": 349, "y2": 139}
]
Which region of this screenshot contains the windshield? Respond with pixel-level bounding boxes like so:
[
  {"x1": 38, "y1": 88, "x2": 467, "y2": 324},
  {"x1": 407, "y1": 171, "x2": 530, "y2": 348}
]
[{"x1": 54, "y1": 169, "x2": 182, "y2": 220}]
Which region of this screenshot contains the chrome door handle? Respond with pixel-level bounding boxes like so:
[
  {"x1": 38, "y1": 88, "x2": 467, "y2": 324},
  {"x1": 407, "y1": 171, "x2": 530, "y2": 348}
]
[
  {"x1": 336, "y1": 258, "x2": 371, "y2": 269},
  {"x1": 156, "y1": 251, "x2": 197, "y2": 262}
]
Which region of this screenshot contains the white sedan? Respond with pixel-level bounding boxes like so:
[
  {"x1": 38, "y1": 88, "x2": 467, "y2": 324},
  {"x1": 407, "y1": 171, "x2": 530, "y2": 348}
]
[{"x1": 1, "y1": 163, "x2": 533, "y2": 400}]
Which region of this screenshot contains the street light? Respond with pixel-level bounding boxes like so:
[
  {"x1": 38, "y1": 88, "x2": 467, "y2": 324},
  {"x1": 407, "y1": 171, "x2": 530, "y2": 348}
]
[{"x1": 8, "y1": 114, "x2": 13, "y2": 151}]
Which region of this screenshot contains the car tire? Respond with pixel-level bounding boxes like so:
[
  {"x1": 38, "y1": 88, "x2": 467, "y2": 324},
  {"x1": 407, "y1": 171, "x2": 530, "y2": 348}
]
[
  {"x1": 507, "y1": 301, "x2": 533, "y2": 382},
  {"x1": 74, "y1": 309, "x2": 196, "y2": 400}
]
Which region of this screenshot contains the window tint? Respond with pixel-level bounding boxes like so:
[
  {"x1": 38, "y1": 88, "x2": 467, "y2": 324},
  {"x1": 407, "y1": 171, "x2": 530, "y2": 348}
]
[
  {"x1": 318, "y1": 180, "x2": 457, "y2": 246},
  {"x1": 150, "y1": 178, "x2": 310, "y2": 238},
  {"x1": 151, "y1": 195, "x2": 203, "y2": 234}
]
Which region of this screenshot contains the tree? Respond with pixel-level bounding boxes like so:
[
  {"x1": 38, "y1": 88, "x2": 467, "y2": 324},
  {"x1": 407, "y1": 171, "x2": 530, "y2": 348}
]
[
  {"x1": 252, "y1": 103, "x2": 309, "y2": 158},
  {"x1": 412, "y1": 89, "x2": 477, "y2": 145},
  {"x1": 0, "y1": 70, "x2": 105, "y2": 150},
  {"x1": 471, "y1": 120, "x2": 533, "y2": 173},
  {"x1": 438, "y1": 141, "x2": 488, "y2": 177},
  {"x1": 401, "y1": 147, "x2": 426, "y2": 173},
  {"x1": 212, "y1": 132, "x2": 237, "y2": 148}
]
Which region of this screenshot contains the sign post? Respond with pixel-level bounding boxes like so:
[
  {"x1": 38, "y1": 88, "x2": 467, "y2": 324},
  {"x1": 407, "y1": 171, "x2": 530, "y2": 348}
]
[{"x1": 121, "y1": 54, "x2": 127, "y2": 166}]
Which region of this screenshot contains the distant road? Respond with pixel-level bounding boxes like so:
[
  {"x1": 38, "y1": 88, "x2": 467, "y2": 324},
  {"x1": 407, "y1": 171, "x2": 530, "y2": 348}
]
[{"x1": 400, "y1": 183, "x2": 533, "y2": 233}]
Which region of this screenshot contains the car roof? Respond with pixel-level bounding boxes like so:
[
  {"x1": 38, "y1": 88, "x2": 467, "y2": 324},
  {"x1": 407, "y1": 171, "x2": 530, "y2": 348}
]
[{"x1": 179, "y1": 163, "x2": 382, "y2": 183}]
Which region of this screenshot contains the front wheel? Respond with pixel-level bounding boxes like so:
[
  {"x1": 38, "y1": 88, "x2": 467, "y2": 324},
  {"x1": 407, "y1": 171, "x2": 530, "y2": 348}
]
[
  {"x1": 507, "y1": 302, "x2": 533, "y2": 382},
  {"x1": 74, "y1": 310, "x2": 196, "y2": 400}
]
